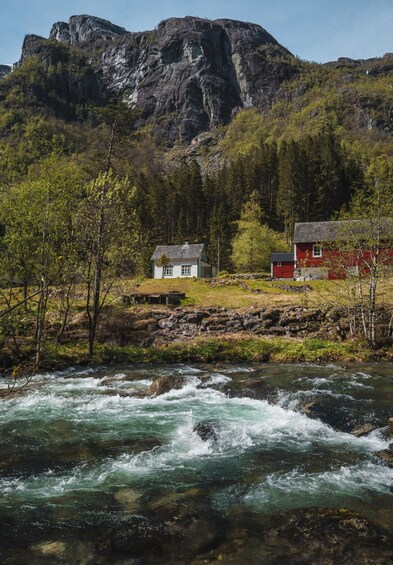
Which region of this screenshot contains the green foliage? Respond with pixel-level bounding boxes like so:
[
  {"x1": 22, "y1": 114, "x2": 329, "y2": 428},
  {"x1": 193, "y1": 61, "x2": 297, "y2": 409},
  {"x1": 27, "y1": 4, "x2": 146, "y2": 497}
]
[
  {"x1": 221, "y1": 109, "x2": 267, "y2": 158},
  {"x1": 43, "y1": 335, "x2": 374, "y2": 367},
  {"x1": 156, "y1": 254, "x2": 171, "y2": 270},
  {"x1": 276, "y1": 132, "x2": 361, "y2": 240},
  {"x1": 79, "y1": 170, "x2": 144, "y2": 279},
  {"x1": 231, "y1": 192, "x2": 288, "y2": 272},
  {"x1": 0, "y1": 154, "x2": 83, "y2": 288}
]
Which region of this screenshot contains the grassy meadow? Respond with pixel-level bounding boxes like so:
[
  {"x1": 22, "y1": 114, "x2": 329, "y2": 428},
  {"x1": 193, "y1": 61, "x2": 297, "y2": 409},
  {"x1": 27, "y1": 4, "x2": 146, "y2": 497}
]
[{"x1": 117, "y1": 275, "x2": 393, "y2": 310}]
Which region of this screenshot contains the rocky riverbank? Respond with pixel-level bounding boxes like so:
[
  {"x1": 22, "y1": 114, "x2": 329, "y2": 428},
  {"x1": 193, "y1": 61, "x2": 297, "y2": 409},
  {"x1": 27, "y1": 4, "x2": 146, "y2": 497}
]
[{"x1": 2, "y1": 305, "x2": 393, "y2": 375}]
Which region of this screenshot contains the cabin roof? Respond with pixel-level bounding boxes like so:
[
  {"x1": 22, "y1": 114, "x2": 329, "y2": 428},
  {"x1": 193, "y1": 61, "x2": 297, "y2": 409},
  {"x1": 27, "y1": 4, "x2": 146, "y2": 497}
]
[
  {"x1": 271, "y1": 253, "x2": 294, "y2": 263},
  {"x1": 151, "y1": 243, "x2": 205, "y2": 261},
  {"x1": 294, "y1": 218, "x2": 393, "y2": 244}
]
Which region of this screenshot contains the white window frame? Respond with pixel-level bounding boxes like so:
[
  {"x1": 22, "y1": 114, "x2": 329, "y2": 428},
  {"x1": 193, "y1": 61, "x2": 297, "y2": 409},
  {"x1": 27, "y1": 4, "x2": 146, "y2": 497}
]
[
  {"x1": 277, "y1": 262, "x2": 282, "y2": 267},
  {"x1": 312, "y1": 244, "x2": 322, "y2": 258},
  {"x1": 163, "y1": 265, "x2": 173, "y2": 277},
  {"x1": 181, "y1": 264, "x2": 192, "y2": 277}
]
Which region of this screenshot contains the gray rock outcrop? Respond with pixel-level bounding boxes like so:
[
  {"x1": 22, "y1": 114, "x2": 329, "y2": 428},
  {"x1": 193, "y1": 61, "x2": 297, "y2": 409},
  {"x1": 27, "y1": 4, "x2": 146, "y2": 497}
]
[{"x1": 49, "y1": 15, "x2": 128, "y2": 44}]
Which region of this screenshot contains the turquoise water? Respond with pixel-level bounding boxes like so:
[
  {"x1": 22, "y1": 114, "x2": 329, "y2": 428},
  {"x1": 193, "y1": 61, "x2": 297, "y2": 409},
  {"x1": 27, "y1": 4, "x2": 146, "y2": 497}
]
[{"x1": 0, "y1": 363, "x2": 392, "y2": 562}]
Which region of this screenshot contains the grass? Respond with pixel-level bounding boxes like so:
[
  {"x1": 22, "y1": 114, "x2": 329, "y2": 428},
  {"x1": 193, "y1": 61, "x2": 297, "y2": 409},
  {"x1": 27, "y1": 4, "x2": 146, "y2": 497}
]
[
  {"x1": 38, "y1": 335, "x2": 391, "y2": 370},
  {"x1": 117, "y1": 275, "x2": 393, "y2": 310},
  {"x1": 122, "y1": 277, "x2": 306, "y2": 308},
  {"x1": 7, "y1": 275, "x2": 393, "y2": 314}
]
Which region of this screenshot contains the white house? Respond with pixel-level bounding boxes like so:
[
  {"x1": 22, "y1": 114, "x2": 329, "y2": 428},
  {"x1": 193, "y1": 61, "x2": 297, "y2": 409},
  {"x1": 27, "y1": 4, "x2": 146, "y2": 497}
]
[{"x1": 151, "y1": 243, "x2": 215, "y2": 279}]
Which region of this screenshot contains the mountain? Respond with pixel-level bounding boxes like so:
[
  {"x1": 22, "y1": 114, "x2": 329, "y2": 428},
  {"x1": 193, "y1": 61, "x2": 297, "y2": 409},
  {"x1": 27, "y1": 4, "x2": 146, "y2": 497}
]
[
  {"x1": 17, "y1": 14, "x2": 297, "y2": 142},
  {"x1": 4, "y1": 13, "x2": 392, "y2": 150}
]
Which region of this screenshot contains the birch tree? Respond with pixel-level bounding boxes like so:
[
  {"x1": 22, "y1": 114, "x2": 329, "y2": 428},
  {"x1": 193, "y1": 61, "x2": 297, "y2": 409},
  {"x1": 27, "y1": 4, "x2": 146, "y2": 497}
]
[
  {"x1": 332, "y1": 156, "x2": 393, "y2": 347},
  {"x1": 79, "y1": 100, "x2": 142, "y2": 357},
  {"x1": 0, "y1": 154, "x2": 82, "y2": 368},
  {"x1": 77, "y1": 171, "x2": 142, "y2": 357}
]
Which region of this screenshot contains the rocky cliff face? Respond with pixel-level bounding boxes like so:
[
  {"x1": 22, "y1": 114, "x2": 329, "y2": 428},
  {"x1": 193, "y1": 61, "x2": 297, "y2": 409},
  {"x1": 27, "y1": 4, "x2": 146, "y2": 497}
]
[
  {"x1": 49, "y1": 14, "x2": 128, "y2": 44},
  {"x1": 19, "y1": 14, "x2": 297, "y2": 142},
  {"x1": 0, "y1": 65, "x2": 11, "y2": 80}
]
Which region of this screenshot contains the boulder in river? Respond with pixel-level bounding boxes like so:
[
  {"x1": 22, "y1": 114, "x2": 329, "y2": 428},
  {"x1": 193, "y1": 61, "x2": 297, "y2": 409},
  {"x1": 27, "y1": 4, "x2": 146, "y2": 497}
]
[
  {"x1": 193, "y1": 422, "x2": 218, "y2": 442},
  {"x1": 375, "y1": 447, "x2": 393, "y2": 468},
  {"x1": 377, "y1": 418, "x2": 393, "y2": 441},
  {"x1": 149, "y1": 375, "x2": 187, "y2": 396},
  {"x1": 298, "y1": 395, "x2": 362, "y2": 432},
  {"x1": 387, "y1": 418, "x2": 393, "y2": 438},
  {"x1": 351, "y1": 423, "x2": 378, "y2": 437}
]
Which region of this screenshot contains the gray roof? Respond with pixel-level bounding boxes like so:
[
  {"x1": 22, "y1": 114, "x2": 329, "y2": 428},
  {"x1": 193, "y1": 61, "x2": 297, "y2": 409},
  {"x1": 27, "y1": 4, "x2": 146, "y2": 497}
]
[
  {"x1": 294, "y1": 219, "x2": 393, "y2": 243},
  {"x1": 151, "y1": 243, "x2": 205, "y2": 261},
  {"x1": 271, "y1": 253, "x2": 294, "y2": 263}
]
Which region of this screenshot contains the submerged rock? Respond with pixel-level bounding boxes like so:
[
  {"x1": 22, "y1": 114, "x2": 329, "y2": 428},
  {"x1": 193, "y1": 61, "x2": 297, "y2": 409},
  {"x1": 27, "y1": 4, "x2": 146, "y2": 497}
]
[
  {"x1": 149, "y1": 375, "x2": 187, "y2": 396},
  {"x1": 114, "y1": 488, "x2": 143, "y2": 512},
  {"x1": 264, "y1": 507, "x2": 393, "y2": 564},
  {"x1": 25, "y1": 540, "x2": 96, "y2": 564},
  {"x1": 195, "y1": 508, "x2": 393, "y2": 564},
  {"x1": 106, "y1": 516, "x2": 169, "y2": 555},
  {"x1": 102, "y1": 501, "x2": 224, "y2": 562},
  {"x1": 31, "y1": 541, "x2": 67, "y2": 556},
  {"x1": 150, "y1": 487, "x2": 202, "y2": 510}
]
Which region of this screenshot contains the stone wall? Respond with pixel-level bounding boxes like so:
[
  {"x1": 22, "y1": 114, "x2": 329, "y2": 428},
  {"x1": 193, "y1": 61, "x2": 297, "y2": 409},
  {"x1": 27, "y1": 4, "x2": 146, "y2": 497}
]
[{"x1": 132, "y1": 306, "x2": 348, "y2": 346}]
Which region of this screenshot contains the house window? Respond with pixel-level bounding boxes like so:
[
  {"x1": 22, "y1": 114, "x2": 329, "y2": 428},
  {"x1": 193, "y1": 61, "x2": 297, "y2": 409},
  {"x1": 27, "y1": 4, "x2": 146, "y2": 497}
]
[
  {"x1": 163, "y1": 265, "x2": 173, "y2": 277},
  {"x1": 181, "y1": 265, "x2": 192, "y2": 276},
  {"x1": 277, "y1": 262, "x2": 282, "y2": 267},
  {"x1": 312, "y1": 245, "x2": 322, "y2": 258}
]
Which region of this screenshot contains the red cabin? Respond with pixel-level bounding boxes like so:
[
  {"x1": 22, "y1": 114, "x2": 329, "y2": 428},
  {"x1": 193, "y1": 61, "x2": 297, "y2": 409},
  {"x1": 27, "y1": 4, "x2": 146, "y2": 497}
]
[
  {"x1": 271, "y1": 219, "x2": 393, "y2": 280},
  {"x1": 271, "y1": 253, "x2": 295, "y2": 279}
]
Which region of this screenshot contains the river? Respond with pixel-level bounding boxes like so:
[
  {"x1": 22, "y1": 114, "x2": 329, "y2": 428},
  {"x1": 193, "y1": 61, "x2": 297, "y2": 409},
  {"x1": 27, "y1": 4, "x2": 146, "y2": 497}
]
[{"x1": 1, "y1": 363, "x2": 393, "y2": 563}]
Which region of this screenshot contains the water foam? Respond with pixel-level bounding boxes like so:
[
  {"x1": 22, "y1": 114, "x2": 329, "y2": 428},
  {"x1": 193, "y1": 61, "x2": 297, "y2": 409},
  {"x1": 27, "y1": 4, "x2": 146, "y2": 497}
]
[
  {"x1": 241, "y1": 460, "x2": 393, "y2": 511},
  {"x1": 275, "y1": 388, "x2": 358, "y2": 412},
  {"x1": 203, "y1": 373, "x2": 232, "y2": 386}
]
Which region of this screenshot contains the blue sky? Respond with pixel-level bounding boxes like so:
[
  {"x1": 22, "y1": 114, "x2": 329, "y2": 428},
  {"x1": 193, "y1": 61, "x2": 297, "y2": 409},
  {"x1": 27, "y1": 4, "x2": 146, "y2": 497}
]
[{"x1": 1, "y1": 0, "x2": 393, "y2": 65}]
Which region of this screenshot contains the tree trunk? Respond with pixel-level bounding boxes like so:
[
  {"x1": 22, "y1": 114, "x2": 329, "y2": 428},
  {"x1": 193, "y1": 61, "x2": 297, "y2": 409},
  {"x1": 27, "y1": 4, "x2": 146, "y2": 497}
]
[{"x1": 368, "y1": 260, "x2": 378, "y2": 348}]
